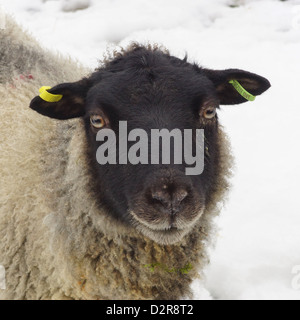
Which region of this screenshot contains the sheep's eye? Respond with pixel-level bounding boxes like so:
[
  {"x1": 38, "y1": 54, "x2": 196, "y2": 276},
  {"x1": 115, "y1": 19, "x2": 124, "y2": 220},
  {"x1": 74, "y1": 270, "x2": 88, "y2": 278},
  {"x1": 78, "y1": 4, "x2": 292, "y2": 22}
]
[
  {"x1": 203, "y1": 107, "x2": 216, "y2": 119},
  {"x1": 90, "y1": 115, "x2": 106, "y2": 129}
]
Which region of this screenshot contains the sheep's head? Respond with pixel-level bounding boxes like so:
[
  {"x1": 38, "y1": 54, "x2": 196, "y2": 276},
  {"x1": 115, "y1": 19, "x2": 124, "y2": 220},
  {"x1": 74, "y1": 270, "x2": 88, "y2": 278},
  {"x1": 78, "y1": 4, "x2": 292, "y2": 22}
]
[{"x1": 30, "y1": 45, "x2": 270, "y2": 245}]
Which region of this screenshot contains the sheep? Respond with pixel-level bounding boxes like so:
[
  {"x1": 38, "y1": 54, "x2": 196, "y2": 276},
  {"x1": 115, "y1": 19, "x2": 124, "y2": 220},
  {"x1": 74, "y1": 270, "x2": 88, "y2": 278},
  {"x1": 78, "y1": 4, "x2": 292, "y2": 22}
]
[{"x1": 0, "y1": 15, "x2": 271, "y2": 300}]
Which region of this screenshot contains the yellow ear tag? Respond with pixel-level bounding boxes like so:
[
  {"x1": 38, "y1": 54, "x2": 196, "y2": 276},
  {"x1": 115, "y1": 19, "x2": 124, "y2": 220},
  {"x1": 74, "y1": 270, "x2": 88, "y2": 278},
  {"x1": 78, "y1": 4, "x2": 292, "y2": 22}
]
[{"x1": 39, "y1": 86, "x2": 63, "y2": 103}]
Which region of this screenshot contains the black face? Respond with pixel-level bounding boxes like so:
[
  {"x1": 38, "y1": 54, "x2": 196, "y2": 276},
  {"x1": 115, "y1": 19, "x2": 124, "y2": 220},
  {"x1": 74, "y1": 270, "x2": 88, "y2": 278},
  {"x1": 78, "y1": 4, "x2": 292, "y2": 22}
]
[
  {"x1": 30, "y1": 45, "x2": 271, "y2": 245},
  {"x1": 83, "y1": 59, "x2": 220, "y2": 244}
]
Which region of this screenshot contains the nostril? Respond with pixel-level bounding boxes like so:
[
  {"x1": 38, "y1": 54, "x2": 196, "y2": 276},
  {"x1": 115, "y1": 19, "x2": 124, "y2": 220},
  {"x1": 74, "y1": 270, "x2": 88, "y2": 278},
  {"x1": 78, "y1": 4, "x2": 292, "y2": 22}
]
[
  {"x1": 173, "y1": 189, "x2": 188, "y2": 205},
  {"x1": 150, "y1": 187, "x2": 189, "y2": 213},
  {"x1": 151, "y1": 190, "x2": 171, "y2": 208}
]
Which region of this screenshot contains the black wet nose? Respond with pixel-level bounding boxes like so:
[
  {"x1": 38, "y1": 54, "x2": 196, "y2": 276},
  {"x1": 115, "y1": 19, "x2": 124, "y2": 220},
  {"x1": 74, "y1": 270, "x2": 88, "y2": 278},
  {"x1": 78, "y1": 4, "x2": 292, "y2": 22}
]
[{"x1": 151, "y1": 184, "x2": 189, "y2": 214}]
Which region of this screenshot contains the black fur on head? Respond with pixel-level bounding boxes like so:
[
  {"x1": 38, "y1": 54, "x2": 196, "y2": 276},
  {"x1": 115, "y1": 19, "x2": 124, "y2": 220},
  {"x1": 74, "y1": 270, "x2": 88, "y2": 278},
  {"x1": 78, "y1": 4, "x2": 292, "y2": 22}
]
[{"x1": 30, "y1": 44, "x2": 270, "y2": 245}]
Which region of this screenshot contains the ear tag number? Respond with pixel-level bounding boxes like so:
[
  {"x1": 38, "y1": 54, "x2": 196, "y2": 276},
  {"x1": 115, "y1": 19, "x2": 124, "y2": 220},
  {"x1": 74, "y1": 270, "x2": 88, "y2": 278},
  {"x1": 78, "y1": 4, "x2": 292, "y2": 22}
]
[{"x1": 229, "y1": 80, "x2": 256, "y2": 101}]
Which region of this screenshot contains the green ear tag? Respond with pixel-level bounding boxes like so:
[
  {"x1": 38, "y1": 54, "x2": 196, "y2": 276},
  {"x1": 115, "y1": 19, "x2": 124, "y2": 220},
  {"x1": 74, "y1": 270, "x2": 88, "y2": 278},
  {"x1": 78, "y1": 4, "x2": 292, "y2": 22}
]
[{"x1": 229, "y1": 80, "x2": 256, "y2": 101}]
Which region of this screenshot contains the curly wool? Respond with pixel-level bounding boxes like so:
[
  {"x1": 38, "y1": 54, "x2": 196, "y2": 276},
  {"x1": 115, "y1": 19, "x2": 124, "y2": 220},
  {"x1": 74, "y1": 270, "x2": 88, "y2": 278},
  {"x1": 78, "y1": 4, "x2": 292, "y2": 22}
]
[{"x1": 0, "y1": 16, "x2": 233, "y2": 300}]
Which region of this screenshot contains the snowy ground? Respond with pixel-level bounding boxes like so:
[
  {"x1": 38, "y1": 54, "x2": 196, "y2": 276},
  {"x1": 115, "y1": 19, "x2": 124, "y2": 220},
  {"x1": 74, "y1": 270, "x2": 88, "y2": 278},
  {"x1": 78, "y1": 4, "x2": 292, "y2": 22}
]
[{"x1": 1, "y1": 0, "x2": 300, "y2": 300}]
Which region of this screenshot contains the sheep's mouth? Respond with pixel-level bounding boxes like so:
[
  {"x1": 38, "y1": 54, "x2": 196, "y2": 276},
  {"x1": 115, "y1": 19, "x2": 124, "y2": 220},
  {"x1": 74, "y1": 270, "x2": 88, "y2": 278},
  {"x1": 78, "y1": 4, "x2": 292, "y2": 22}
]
[
  {"x1": 134, "y1": 220, "x2": 191, "y2": 245},
  {"x1": 129, "y1": 209, "x2": 203, "y2": 245}
]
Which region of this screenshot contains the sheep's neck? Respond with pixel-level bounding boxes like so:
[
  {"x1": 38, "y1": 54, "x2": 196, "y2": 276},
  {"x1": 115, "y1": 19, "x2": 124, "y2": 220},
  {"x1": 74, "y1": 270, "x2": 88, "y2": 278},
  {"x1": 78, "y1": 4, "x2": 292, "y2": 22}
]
[{"x1": 68, "y1": 230, "x2": 205, "y2": 300}]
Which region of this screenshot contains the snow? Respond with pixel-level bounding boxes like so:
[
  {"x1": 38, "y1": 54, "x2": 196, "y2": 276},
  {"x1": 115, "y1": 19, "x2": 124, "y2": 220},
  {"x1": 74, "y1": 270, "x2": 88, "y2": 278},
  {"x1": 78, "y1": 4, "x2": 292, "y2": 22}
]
[
  {"x1": 60, "y1": 0, "x2": 91, "y2": 12},
  {"x1": 1, "y1": 0, "x2": 300, "y2": 300}
]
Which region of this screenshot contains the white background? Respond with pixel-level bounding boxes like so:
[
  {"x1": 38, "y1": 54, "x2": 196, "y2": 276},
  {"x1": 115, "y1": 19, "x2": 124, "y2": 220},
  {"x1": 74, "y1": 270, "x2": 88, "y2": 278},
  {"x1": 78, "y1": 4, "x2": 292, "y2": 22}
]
[{"x1": 1, "y1": 0, "x2": 300, "y2": 300}]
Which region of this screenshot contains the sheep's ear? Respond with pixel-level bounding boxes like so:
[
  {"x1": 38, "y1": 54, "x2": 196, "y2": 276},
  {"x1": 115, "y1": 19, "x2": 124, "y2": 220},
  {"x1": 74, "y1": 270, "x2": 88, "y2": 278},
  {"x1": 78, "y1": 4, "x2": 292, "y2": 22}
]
[
  {"x1": 29, "y1": 78, "x2": 91, "y2": 120},
  {"x1": 203, "y1": 69, "x2": 271, "y2": 105}
]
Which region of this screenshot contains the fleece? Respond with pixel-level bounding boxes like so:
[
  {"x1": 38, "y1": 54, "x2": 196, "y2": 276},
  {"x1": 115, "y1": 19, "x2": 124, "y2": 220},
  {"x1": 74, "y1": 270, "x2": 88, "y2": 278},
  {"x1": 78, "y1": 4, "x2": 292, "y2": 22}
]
[{"x1": 0, "y1": 15, "x2": 233, "y2": 300}]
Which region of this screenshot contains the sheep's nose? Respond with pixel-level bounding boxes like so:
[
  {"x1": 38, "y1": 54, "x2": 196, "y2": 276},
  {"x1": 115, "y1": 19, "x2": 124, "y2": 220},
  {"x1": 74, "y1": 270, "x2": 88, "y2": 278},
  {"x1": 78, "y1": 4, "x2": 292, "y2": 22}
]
[{"x1": 151, "y1": 185, "x2": 189, "y2": 214}]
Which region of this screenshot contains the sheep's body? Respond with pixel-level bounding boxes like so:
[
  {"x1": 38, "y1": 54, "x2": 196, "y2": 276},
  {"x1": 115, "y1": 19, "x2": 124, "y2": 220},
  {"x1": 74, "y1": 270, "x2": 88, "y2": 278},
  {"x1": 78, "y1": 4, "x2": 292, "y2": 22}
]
[{"x1": 0, "y1": 17, "x2": 232, "y2": 300}]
